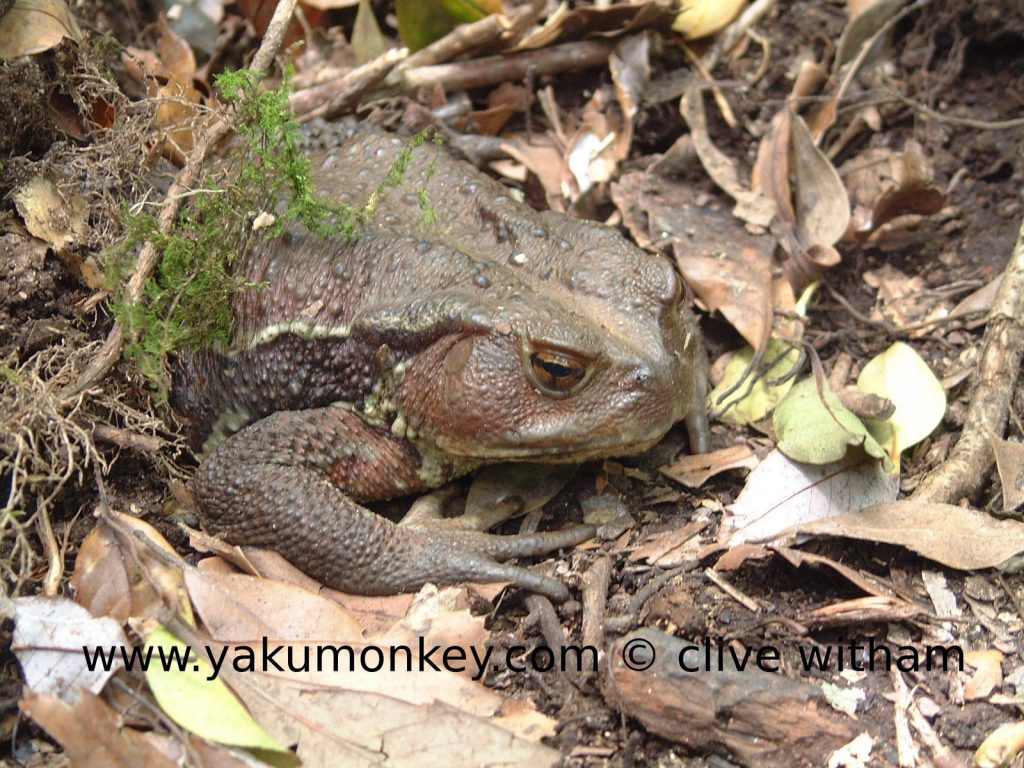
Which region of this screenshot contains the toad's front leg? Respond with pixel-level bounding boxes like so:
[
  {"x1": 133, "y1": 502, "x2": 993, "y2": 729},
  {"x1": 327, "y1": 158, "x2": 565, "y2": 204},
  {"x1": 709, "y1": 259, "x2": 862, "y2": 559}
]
[{"x1": 193, "y1": 406, "x2": 594, "y2": 600}]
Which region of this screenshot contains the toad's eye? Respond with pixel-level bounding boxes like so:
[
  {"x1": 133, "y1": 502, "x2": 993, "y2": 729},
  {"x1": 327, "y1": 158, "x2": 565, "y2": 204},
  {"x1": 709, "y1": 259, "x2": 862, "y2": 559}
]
[{"x1": 528, "y1": 350, "x2": 588, "y2": 395}]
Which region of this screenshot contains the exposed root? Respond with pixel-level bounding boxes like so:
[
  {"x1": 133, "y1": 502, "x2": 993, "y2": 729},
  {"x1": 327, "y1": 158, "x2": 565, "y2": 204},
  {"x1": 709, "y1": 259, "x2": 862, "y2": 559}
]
[{"x1": 0, "y1": 342, "x2": 170, "y2": 595}]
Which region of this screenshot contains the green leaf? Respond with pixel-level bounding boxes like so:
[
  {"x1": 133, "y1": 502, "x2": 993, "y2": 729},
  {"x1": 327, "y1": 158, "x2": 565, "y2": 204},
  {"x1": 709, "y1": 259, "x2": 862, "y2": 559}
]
[
  {"x1": 857, "y1": 341, "x2": 946, "y2": 457},
  {"x1": 144, "y1": 627, "x2": 289, "y2": 755},
  {"x1": 395, "y1": 0, "x2": 503, "y2": 52},
  {"x1": 710, "y1": 339, "x2": 801, "y2": 425},
  {"x1": 774, "y1": 377, "x2": 888, "y2": 467}
]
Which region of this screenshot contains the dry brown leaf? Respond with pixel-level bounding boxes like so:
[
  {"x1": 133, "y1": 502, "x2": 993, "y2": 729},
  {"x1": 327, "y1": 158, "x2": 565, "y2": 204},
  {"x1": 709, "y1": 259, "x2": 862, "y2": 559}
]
[
  {"x1": 493, "y1": 699, "x2": 558, "y2": 742},
  {"x1": 470, "y1": 82, "x2": 529, "y2": 135},
  {"x1": 13, "y1": 176, "x2": 88, "y2": 251},
  {"x1": 21, "y1": 692, "x2": 180, "y2": 768},
  {"x1": 680, "y1": 85, "x2": 776, "y2": 228},
  {"x1": 629, "y1": 520, "x2": 708, "y2": 566},
  {"x1": 71, "y1": 511, "x2": 192, "y2": 624},
  {"x1": 184, "y1": 569, "x2": 364, "y2": 642},
  {"x1": 155, "y1": 15, "x2": 196, "y2": 84},
  {"x1": 769, "y1": 547, "x2": 900, "y2": 599},
  {"x1": 792, "y1": 501, "x2": 1024, "y2": 570},
  {"x1": 964, "y1": 649, "x2": 1004, "y2": 700},
  {"x1": 790, "y1": 110, "x2": 850, "y2": 260},
  {"x1": 231, "y1": 673, "x2": 558, "y2": 768},
  {"x1": 154, "y1": 79, "x2": 208, "y2": 165},
  {"x1": 514, "y1": 1, "x2": 675, "y2": 51},
  {"x1": 611, "y1": 161, "x2": 776, "y2": 349},
  {"x1": 843, "y1": 142, "x2": 946, "y2": 238},
  {"x1": 501, "y1": 134, "x2": 572, "y2": 211},
  {"x1": 862, "y1": 263, "x2": 948, "y2": 333},
  {"x1": 660, "y1": 444, "x2": 758, "y2": 488},
  {"x1": 0, "y1": 0, "x2": 82, "y2": 58},
  {"x1": 990, "y1": 434, "x2": 1024, "y2": 512}
]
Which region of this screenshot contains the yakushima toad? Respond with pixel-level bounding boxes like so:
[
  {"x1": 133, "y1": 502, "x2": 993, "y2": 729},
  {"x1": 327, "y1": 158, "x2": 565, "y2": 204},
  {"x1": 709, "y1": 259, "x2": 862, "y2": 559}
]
[{"x1": 173, "y1": 130, "x2": 707, "y2": 601}]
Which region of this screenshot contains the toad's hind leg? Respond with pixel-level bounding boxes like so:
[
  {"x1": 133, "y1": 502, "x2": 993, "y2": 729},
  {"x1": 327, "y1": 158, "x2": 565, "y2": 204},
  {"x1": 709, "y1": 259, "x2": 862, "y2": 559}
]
[{"x1": 193, "y1": 407, "x2": 594, "y2": 600}]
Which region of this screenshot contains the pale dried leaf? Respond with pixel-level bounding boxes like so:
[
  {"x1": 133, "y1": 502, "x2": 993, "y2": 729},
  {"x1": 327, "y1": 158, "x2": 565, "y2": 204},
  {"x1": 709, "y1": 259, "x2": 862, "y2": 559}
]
[
  {"x1": 964, "y1": 650, "x2": 1003, "y2": 700},
  {"x1": 792, "y1": 501, "x2": 1024, "y2": 570},
  {"x1": 990, "y1": 434, "x2": 1024, "y2": 512},
  {"x1": 0, "y1": 0, "x2": 82, "y2": 58},
  {"x1": 680, "y1": 87, "x2": 776, "y2": 227},
  {"x1": 660, "y1": 444, "x2": 758, "y2": 488},
  {"x1": 13, "y1": 176, "x2": 88, "y2": 250},
  {"x1": 727, "y1": 450, "x2": 898, "y2": 545},
  {"x1": 13, "y1": 596, "x2": 128, "y2": 702}
]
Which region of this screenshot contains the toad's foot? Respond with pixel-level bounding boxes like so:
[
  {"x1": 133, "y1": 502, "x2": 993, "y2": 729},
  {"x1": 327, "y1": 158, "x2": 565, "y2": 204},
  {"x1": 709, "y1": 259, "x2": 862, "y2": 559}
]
[{"x1": 194, "y1": 408, "x2": 595, "y2": 601}]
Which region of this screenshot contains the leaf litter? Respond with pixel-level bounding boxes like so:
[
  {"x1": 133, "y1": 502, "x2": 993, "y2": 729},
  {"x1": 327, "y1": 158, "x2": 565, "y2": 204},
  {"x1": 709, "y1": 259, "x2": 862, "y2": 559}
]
[{"x1": 6, "y1": 0, "x2": 1024, "y2": 764}]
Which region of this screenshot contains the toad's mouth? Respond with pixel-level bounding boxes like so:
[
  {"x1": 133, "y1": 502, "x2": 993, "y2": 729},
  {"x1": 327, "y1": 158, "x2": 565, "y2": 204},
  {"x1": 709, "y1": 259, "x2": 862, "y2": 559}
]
[{"x1": 427, "y1": 429, "x2": 674, "y2": 464}]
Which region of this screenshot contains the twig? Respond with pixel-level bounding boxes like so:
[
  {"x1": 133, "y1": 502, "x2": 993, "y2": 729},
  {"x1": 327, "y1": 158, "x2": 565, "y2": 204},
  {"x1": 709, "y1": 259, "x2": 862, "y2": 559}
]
[
  {"x1": 66, "y1": 0, "x2": 299, "y2": 397},
  {"x1": 400, "y1": 38, "x2": 618, "y2": 93},
  {"x1": 292, "y1": 47, "x2": 407, "y2": 120},
  {"x1": 886, "y1": 86, "x2": 1024, "y2": 131},
  {"x1": 913, "y1": 213, "x2": 1024, "y2": 504},
  {"x1": 391, "y1": 12, "x2": 512, "y2": 77},
  {"x1": 581, "y1": 556, "x2": 612, "y2": 651},
  {"x1": 704, "y1": 567, "x2": 760, "y2": 612}
]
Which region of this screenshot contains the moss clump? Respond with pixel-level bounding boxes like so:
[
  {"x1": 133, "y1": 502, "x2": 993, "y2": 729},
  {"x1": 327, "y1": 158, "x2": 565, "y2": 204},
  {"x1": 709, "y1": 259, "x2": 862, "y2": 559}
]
[{"x1": 109, "y1": 69, "x2": 429, "y2": 398}]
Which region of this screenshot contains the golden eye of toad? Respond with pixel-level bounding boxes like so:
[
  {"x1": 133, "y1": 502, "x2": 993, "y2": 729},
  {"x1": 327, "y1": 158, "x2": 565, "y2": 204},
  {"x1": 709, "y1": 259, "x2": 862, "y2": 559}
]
[{"x1": 529, "y1": 350, "x2": 587, "y2": 394}]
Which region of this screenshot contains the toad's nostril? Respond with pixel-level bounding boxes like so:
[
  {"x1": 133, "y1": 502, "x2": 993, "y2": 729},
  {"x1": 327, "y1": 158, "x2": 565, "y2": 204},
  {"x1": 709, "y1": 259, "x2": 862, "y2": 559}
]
[{"x1": 633, "y1": 367, "x2": 654, "y2": 387}]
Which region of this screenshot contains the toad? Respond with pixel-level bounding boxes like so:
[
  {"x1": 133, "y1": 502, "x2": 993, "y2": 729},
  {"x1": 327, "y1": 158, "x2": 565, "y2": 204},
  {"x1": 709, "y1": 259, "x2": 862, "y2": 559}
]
[{"x1": 173, "y1": 130, "x2": 707, "y2": 601}]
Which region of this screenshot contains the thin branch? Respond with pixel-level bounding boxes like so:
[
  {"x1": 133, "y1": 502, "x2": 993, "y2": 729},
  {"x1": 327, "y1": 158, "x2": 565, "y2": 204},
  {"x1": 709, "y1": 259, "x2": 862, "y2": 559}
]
[{"x1": 912, "y1": 213, "x2": 1024, "y2": 504}]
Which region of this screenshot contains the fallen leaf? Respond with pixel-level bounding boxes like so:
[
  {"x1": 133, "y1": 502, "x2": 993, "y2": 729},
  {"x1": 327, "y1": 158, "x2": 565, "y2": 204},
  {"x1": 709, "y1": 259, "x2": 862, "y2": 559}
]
[
  {"x1": 790, "y1": 110, "x2": 850, "y2": 261},
  {"x1": 71, "y1": 511, "x2": 193, "y2": 625},
  {"x1": 143, "y1": 625, "x2": 289, "y2": 752},
  {"x1": 13, "y1": 176, "x2": 88, "y2": 251},
  {"x1": 21, "y1": 692, "x2": 179, "y2": 768},
  {"x1": 680, "y1": 86, "x2": 776, "y2": 228},
  {"x1": 352, "y1": 0, "x2": 387, "y2": 64},
  {"x1": 834, "y1": 0, "x2": 908, "y2": 72},
  {"x1": 13, "y1": 596, "x2": 128, "y2": 702},
  {"x1": 857, "y1": 341, "x2": 946, "y2": 460},
  {"x1": 774, "y1": 378, "x2": 887, "y2": 466},
  {"x1": 611, "y1": 164, "x2": 777, "y2": 349},
  {"x1": 710, "y1": 340, "x2": 802, "y2": 425},
  {"x1": 0, "y1": 0, "x2": 82, "y2": 58},
  {"x1": 727, "y1": 450, "x2": 898, "y2": 545},
  {"x1": 184, "y1": 569, "x2": 364, "y2": 642},
  {"x1": 629, "y1": 520, "x2": 708, "y2": 566},
  {"x1": 660, "y1": 444, "x2": 758, "y2": 488},
  {"x1": 975, "y1": 721, "x2": 1024, "y2": 768},
  {"x1": 964, "y1": 649, "x2": 1003, "y2": 700},
  {"x1": 155, "y1": 15, "x2": 196, "y2": 84},
  {"x1": 920, "y1": 570, "x2": 960, "y2": 617},
  {"x1": 990, "y1": 435, "x2": 1024, "y2": 512},
  {"x1": 672, "y1": 0, "x2": 745, "y2": 39},
  {"x1": 842, "y1": 142, "x2": 946, "y2": 237},
  {"x1": 791, "y1": 500, "x2": 1024, "y2": 570}
]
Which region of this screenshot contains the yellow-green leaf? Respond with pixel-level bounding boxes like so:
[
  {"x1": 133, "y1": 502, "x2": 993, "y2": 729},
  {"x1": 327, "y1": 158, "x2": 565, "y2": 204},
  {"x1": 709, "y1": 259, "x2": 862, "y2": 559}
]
[
  {"x1": 710, "y1": 339, "x2": 801, "y2": 425},
  {"x1": 857, "y1": 341, "x2": 946, "y2": 457},
  {"x1": 144, "y1": 626, "x2": 289, "y2": 754},
  {"x1": 774, "y1": 377, "x2": 888, "y2": 467}
]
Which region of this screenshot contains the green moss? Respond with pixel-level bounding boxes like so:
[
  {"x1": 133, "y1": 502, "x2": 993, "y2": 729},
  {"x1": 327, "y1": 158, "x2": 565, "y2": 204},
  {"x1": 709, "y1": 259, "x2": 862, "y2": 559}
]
[{"x1": 108, "y1": 68, "x2": 430, "y2": 399}]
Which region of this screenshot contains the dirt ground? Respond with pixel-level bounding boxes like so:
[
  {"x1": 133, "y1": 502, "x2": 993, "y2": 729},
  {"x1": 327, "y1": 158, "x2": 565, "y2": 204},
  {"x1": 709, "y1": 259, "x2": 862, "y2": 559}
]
[{"x1": 2, "y1": 0, "x2": 1024, "y2": 766}]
